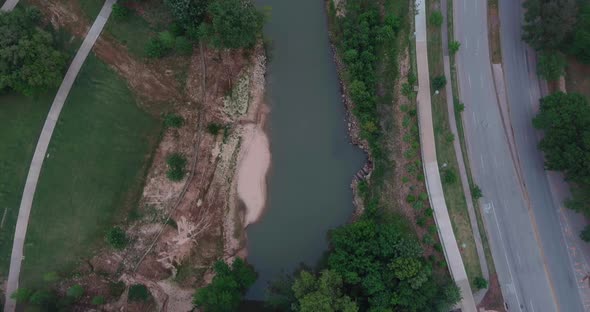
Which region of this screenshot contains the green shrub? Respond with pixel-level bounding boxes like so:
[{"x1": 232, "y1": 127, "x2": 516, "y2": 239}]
[
  {"x1": 29, "y1": 290, "x2": 53, "y2": 305},
  {"x1": 422, "y1": 234, "x2": 435, "y2": 245},
  {"x1": 67, "y1": 284, "x2": 84, "y2": 300},
  {"x1": 112, "y1": 4, "x2": 129, "y2": 19},
  {"x1": 413, "y1": 200, "x2": 424, "y2": 210},
  {"x1": 428, "y1": 224, "x2": 437, "y2": 235},
  {"x1": 92, "y1": 295, "x2": 106, "y2": 305},
  {"x1": 445, "y1": 131, "x2": 454, "y2": 143},
  {"x1": 429, "y1": 11, "x2": 443, "y2": 27},
  {"x1": 442, "y1": 169, "x2": 457, "y2": 184},
  {"x1": 145, "y1": 38, "x2": 167, "y2": 58},
  {"x1": 207, "y1": 123, "x2": 224, "y2": 135},
  {"x1": 11, "y1": 288, "x2": 32, "y2": 303},
  {"x1": 106, "y1": 227, "x2": 127, "y2": 249},
  {"x1": 416, "y1": 216, "x2": 427, "y2": 227},
  {"x1": 166, "y1": 153, "x2": 187, "y2": 181},
  {"x1": 471, "y1": 184, "x2": 483, "y2": 199},
  {"x1": 164, "y1": 113, "x2": 184, "y2": 128},
  {"x1": 449, "y1": 40, "x2": 461, "y2": 54},
  {"x1": 406, "y1": 194, "x2": 416, "y2": 203},
  {"x1": 432, "y1": 75, "x2": 447, "y2": 91},
  {"x1": 474, "y1": 276, "x2": 488, "y2": 290},
  {"x1": 419, "y1": 192, "x2": 428, "y2": 201},
  {"x1": 175, "y1": 36, "x2": 193, "y2": 55},
  {"x1": 128, "y1": 284, "x2": 151, "y2": 302},
  {"x1": 159, "y1": 31, "x2": 176, "y2": 50},
  {"x1": 454, "y1": 98, "x2": 465, "y2": 113},
  {"x1": 402, "y1": 176, "x2": 410, "y2": 184}
]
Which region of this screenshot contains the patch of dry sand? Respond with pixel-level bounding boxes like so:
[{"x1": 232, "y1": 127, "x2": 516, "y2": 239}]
[{"x1": 236, "y1": 124, "x2": 270, "y2": 226}]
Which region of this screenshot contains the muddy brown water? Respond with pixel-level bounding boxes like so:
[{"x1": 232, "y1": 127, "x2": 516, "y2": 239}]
[{"x1": 246, "y1": 0, "x2": 366, "y2": 299}]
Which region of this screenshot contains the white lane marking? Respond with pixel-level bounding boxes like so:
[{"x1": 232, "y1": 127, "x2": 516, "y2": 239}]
[
  {"x1": 468, "y1": 74, "x2": 472, "y2": 88},
  {"x1": 489, "y1": 200, "x2": 525, "y2": 311},
  {"x1": 480, "y1": 155, "x2": 485, "y2": 171},
  {"x1": 472, "y1": 111, "x2": 477, "y2": 124}
]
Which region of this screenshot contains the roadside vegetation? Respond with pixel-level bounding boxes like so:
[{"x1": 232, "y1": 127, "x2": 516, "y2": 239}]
[{"x1": 523, "y1": 0, "x2": 590, "y2": 239}]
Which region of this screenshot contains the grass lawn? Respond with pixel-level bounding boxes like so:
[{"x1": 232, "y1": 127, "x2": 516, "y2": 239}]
[
  {"x1": 20, "y1": 54, "x2": 160, "y2": 286},
  {"x1": 105, "y1": 12, "x2": 155, "y2": 58},
  {"x1": 78, "y1": 0, "x2": 103, "y2": 19},
  {"x1": 426, "y1": 0, "x2": 483, "y2": 287},
  {"x1": 0, "y1": 94, "x2": 53, "y2": 276}
]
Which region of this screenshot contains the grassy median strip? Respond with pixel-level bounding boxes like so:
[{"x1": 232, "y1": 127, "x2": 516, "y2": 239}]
[
  {"x1": 426, "y1": 0, "x2": 483, "y2": 288},
  {"x1": 447, "y1": 0, "x2": 497, "y2": 276},
  {"x1": 20, "y1": 54, "x2": 160, "y2": 286}
]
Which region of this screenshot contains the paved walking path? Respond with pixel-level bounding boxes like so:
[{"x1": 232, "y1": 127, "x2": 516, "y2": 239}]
[
  {"x1": 0, "y1": 0, "x2": 18, "y2": 11},
  {"x1": 441, "y1": 0, "x2": 490, "y2": 287},
  {"x1": 414, "y1": 1, "x2": 477, "y2": 311},
  {"x1": 3, "y1": 1, "x2": 116, "y2": 311}
]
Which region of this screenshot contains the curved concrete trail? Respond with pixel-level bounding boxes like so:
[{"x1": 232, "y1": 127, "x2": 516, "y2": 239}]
[
  {"x1": 414, "y1": 1, "x2": 476, "y2": 311},
  {"x1": 3, "y1": 1, "x2": 116, "y2": 311},
  {"x1": 0, "y1": 0, "x2": 17, "y2": 11}
]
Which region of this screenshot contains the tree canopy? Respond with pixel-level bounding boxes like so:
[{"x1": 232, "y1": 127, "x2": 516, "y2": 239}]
[
  {"x1": 533, "y1": 92, "x2": 590, "y2": 184},
  {"x1": 193, "y1": 258, "x2": 257, "y2": 312},
  {"x1": 537, "y1": 51, "x2": 566, "y2": 81},
  {"x1": 569, "y1": 3, "x2": 590, "y2": 63},
  {"x1": 522, "y1": 0, "x2": 578, "y2": 51},
  {"x1": 200, "y1": 0, "x2": 264, "y2": 49},
  {"x1": 292, "y1": 270, "x2": 358, "y2": 312},
  {"x1": 0, "y1": 8, "x2": 66, "y2": 96},
  {"x1": 165, "y1": 0, "x2": 210, "y2": 31}
]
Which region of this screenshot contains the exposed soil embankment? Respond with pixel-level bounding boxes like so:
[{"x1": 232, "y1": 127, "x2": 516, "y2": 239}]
[{"x1": 26, "y1": 1, "x2": 269, "y2": 309}]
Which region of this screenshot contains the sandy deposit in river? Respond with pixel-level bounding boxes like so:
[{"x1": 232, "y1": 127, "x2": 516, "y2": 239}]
[{"x1": 236, "y1": 124, "x2": 270, "y2": 226}]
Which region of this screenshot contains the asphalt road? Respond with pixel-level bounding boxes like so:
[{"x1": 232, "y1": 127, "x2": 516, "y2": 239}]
[
  {"x1": 497, "y1": 0, "x2": 589, "y2": 310},
  {"x1": 453, "y1": 0, "x2": 566, "y2": 311}
]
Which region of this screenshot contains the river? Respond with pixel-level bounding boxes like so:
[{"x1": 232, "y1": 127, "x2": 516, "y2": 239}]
[{"x1": 246, "y1": 0, "x2": 366, "y2": 299}]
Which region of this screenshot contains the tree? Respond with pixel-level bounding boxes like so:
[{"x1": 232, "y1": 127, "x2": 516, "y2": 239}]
[
  {"x1": 569, "y1": 3, "x2": 590, "y2": 63},
  {"x1": 537, "y1": 51, "x2": 566, "y2": 80},
  {"x1": 200, "y1": 0, "x2": 264, "y2": 49},
  {"x1": 533, "y1": 92, "x2": 590, "y2": 184},
  {"x1": 111, "y1": 4, "x2": 129, "y2": 19},
  {"x1": 92, "y1": 295, "x2": 106, "y2": 305},
  {"x1": 164, "y1": 113, "x2": 184, "y2": 128},
  {"x1": 429, "y1": 11, "x2": 443, "y2": 27},
  {"x1": 522, "y1": 0, "x2": 578, "y2": 51},
  {"x1": 166, "y1": 153, "x2": 187, "y2": 181},
  {"x1": 145, "y1": 37, "x2": 169, "y2": 58},
  {"x1": 165, "y1": 0, "x2": 210, "y2": 31},
  {"x1": 291, "y1": 270, "x2": 358, "y2": 312},
  {"x1": 106, "y1": 226, "x2": 128, "y2": 249},
  {"x1": 0, "y1": 8, "x2": 66, "y2": 96},
  {"x1": 580, "y1": 225, "x2": 590, "y2": 242},
  {"x1": 175, "y1": 36, "x2": 193, "y2": 55},
  {"x1": 193, "y1": 258, "x2": 257, "y2": 312}
]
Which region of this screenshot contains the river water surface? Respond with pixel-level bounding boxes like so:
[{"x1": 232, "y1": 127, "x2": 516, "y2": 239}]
[{"x1": 246, "y1": 0, "x2": 366, "y2": 298}]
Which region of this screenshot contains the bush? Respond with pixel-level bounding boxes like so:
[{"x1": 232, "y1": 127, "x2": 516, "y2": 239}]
[
  {"x1": 112, "y1": 4, "x2": 129, "y2": 19},
  {"x1": 166, "y1": 153, "x2": 187, "y2": 181},
  {"x1": 159, "y1": 31, "x2": 176, "y2": 50},
  {"x1": 67, "y1": 284, "x2": 84, "y2": 300},
  {"x1": 109, "y1": 281, "x2": 126, "y2": 297},
  {"x1": 207, "y1": 123, "x2": 224, "y2": 135},
  {"x1": 29, "y1": 290, "x2": 53, "y2": 305},
  {"x1": 474, "y1": 276, "x2": 488, "y2": 289},
  {"x1": 422, "y1": 233, "x2": 435, "y2": 245},
  {"x1": 175, "y1": 36, "x2": 193, "y2": 55},
  {"x1": 11, "y1": 288, "x2": 32, "y2": 303},
  {"x1": 580, "y1": 225, "x2": 590, "y2": 242},
  {"x1": 416, "y1": 216, "x2": 427, "y2": 227},
  {"x1": 406, "y1": 194, "x2": 417, "y2": 203},
  {"x1": 454, "y1": 98, "x2": 465, "y2": 113},
  {"x1": 471, "y1": 185, "x2": 483, "y2": 199},
  {"x1": 145, "y1": 38, "x2": 167, "y2": 58},
  {"x1": 442, "y1": 169, "x2": 457, "y2": 184},
  {"x1": 449, "y1": 40, "x2": 461, "y2": 54},
  {"x1": 92, "y1": 295, "x2": 106, "y2": 305},
  {"x1": 429, "y1": 11, "x2": 443, "y2": 27},
  {"x1": 432, "y1": 75, "x2": 447, "y2": 91},
  {"x1": 164, "y1": 113, "x2": 184, "y2": 128},
  {"x1": 106, "y1": 227, "x2": 127, "y2": 249},
  {"x1": 128, "y1": 284, "x2": 151, "y2": 302}
]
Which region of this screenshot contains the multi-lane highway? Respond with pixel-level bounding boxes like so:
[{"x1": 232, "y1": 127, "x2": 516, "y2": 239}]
[{"x1": 453, "y1": 0, "x2": 585, "y2": 310}]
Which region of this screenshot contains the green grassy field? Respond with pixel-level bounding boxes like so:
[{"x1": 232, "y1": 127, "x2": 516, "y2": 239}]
[
  {"x1": 20, "y1": 54, "x2": 159, "y2": 286},
  {"x1": 0, "y1": 94, "x2": 53, "y2": 276},
  {"x1": 425, "y1": 0, "x2": 483, "y2": 287}
]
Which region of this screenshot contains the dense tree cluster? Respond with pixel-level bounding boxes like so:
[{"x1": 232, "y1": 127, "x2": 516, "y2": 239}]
[
  {"x1": 0, "y1": 8, "x2": 66, "y2": 96},
  {"x1": 193, "y1": 258, "x2": 257, "y2": 312},
  {"x1": 267, "y1": 218, "x2": 461, "y2": 312},
  {"x1": 161, "y1": 0, "x2": 263, "y2": 52}
]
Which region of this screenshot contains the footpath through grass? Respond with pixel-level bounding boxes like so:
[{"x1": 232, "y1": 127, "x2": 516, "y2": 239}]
[
  {"x1": 0, "y1": 94, "x2": 53, "y2": 276},
  {"x1": 425, "y1": 0, "x2": 483, "y2": 288},
  {"x1": 20, "y1": 54, "x2": 159, "y2": 286}
]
